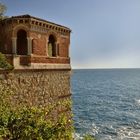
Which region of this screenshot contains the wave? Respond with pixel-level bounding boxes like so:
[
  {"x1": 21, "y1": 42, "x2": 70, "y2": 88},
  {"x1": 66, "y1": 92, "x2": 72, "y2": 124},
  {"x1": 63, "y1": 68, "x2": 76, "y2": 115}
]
[
  {"x1": 96, "y1": 124, "x2": 140, "y2": 140},
  {"x1": 74, "y1": 122, "x2": 140, "y2": 140},
  {"x1": 117, "y1": 125, "x2": 140, "y2": 140},
  {"x1": 73, "y1": 133, "x2": 83, "y2": 140},
  {"x1": 136, "y1": 99, "x2": 140, "y2": 106}
]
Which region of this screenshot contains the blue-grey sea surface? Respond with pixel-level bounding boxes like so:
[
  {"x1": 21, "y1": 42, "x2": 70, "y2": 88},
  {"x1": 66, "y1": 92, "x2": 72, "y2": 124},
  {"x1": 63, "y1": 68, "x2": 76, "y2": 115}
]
[{"x1": 71, "y1": 69, "x2": 140, "y2": 140}]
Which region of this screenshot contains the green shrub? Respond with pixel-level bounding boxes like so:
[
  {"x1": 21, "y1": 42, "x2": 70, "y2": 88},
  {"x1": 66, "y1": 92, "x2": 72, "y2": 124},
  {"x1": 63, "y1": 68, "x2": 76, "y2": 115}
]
[
  {"x1": 0, "y1": 106, "x2": 73, "y2": 140},
  {"x1": 0, "y1": 3, "x2": 7, "y2": 20},
  {"x1": 0, "y1": 53, "x2": 13, "y2": 70},
  {"x1": 0, "y1": 84, "x2": 73, "y2": 140}
]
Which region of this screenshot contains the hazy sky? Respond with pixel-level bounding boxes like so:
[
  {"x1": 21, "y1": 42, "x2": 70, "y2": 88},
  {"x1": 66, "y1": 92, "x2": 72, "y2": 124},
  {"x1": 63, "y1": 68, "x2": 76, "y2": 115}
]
[{"x1": 1, "y1": 0, "x2": 140, "y2": 68}]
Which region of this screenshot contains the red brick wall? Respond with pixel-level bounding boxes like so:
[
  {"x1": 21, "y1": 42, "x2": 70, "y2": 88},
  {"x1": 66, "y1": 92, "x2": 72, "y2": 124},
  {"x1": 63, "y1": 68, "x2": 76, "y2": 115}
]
[
  {"x1": 0, "y1": 17, "x2": 71, "y2": 65},
  {"x1": 0, "y1": 23, "x2": 13, "y2": 54},
  {"x1": 30, "y1": 31, "x2": 70, "y2": 58},
  {"x1": 59, "y1": 37, "x2": 70, "y2": 57},
  {"x1": 20, "y1": 56, "x2": 31, "y2": 65},
  {"x1": 30, "y1": 31, "x2": 47, "y2": 55},
  {"x1": 5, "y1": 55, "x2": 70, "y2": 66},
  {"x1": 31, "y1": 56, "x2": 70, "y2": 64}
]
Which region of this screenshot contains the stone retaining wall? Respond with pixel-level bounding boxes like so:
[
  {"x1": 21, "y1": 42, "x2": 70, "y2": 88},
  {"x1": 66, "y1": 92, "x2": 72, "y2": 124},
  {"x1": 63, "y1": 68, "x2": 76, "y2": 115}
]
[{"x1": 0, "y1": 69, "x2": 72, "y2": 120}]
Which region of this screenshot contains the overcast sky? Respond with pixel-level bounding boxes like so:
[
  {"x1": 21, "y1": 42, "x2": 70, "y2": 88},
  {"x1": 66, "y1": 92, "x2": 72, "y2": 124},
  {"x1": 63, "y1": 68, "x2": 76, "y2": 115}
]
[{"x1": 1, "y1": 0, "x2": 140, "y2": 68}]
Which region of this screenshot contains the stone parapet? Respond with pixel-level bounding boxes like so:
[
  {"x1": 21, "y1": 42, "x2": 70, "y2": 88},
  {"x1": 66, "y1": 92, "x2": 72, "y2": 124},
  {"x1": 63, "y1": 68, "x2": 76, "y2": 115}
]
[{"x1": 5, "y1": 54, "x2": 71, "y2": 69}]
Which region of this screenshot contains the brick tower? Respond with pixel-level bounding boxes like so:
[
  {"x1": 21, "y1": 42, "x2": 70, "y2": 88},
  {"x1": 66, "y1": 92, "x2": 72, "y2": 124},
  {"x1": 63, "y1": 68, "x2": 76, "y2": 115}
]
[{"x1": 0, "y1": 15, "x2": 71, "y2": 69}]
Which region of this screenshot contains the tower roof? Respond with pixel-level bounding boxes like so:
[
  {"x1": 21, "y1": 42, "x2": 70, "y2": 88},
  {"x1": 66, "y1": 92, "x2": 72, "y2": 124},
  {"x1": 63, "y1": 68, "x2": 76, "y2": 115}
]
[{"x1": 10, "y1": 14, "x2": 71, "y2": 31}]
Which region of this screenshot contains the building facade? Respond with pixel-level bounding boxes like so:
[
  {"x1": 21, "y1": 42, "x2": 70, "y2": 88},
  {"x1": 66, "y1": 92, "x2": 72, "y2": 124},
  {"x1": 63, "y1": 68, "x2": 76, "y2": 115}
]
[{"x1": 0, "y1": 15, "x2": 71, "y2": 69}]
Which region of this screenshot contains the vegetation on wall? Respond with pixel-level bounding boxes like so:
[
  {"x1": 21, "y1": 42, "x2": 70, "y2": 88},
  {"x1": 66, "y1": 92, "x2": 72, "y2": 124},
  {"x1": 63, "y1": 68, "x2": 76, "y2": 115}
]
[
  {"x1": 0, "y1": 53, "x2": 13, "y2": 70},
  {"x1": 0, "y1": 83, "x2": 73, "y2": 140},
  {"x1": 0, "y1": 107, "x2": 73, "y2": 140}
]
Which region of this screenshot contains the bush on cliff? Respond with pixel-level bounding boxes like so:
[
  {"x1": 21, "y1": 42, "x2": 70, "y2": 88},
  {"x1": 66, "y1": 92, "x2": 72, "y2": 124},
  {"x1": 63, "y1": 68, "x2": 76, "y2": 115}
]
[
  {"x1": 0, "y1": 85, "x2": 73, "y2": 140},
  {"x1": 0, "y1": 106, "x2": 73, "y2": 140}
]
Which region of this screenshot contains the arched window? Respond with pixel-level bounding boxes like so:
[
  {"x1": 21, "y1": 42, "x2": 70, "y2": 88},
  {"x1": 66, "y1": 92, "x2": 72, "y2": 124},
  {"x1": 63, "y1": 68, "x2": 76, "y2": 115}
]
[
  {"x1": 17, "y1": 29, "x2": 28, "y2": 55},
  {"x1": 48, "y1": 35, "x2": 56, "y2": 57}
]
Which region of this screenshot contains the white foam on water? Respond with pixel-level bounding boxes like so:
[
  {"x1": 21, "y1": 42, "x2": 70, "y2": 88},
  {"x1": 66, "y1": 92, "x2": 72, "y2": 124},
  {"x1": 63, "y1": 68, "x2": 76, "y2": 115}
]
[
  {"x1": 73, "y1": 133, "x2": 83, "y2": 140},
  {"x1": 74, "y1": 123, "x2": 140, "y2": 139},
  {"x1": 91, "y1": 123, "x2": 99, "y2": 135},
  {"x1": 136, "y1": 99, "x2": 140, "y2": 106},
  {"x1": 88, "y1": 123, "x2": 140, "y2": 140},
  {"x1": 116, "y1": 126, "x2": 140, "y2": 140},
  {"x1": 73, "y1": 133, "x2": 96, "y2": 140}
]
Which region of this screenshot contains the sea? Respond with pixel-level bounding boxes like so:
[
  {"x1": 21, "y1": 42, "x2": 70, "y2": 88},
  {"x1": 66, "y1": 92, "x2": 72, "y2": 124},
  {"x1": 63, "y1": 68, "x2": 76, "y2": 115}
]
[{"x1": 71, "y1": 69, "x2": 140, "y2": 140}]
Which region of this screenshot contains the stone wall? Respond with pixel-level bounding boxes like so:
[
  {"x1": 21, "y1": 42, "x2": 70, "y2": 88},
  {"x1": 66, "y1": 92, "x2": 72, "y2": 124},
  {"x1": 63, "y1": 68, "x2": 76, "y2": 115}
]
[{"x1": 0, "y1": 69, "x2": 72, "y2": 120}]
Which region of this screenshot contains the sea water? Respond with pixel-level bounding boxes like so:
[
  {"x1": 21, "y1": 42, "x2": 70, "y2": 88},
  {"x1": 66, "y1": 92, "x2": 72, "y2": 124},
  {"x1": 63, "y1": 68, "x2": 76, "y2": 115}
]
[{"x1": 71, "y1": 69, "x2": 140, "y2": 140}]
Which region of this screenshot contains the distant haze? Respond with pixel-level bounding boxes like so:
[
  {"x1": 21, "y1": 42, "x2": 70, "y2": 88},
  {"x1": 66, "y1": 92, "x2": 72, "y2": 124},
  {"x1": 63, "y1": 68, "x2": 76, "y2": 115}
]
[{"x1": 1, "y1": 0, "x2": 140, "y2": 68}]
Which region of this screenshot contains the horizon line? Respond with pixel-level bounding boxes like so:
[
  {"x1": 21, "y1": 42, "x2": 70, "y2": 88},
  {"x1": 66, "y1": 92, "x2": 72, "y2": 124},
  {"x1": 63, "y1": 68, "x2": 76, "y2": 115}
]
[{"x1": 72, "y1": 67, "x2": 140, "y2": 70}]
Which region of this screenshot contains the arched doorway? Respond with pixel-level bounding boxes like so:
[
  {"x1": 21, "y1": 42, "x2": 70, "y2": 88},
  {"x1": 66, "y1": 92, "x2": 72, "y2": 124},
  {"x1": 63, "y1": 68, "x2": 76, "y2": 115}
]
[
  {"x1": 17, "y1": 29, "x2": 28, "y2": 55},
  {"x1": 48, "y1": 35, "x2": 56, "y2": 57}
]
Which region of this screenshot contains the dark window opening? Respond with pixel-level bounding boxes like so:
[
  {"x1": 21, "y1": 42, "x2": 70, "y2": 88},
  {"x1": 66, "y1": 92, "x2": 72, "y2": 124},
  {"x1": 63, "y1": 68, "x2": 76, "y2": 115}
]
[
  {"x1": 17, "y1": 29, "x2": 28, "y2": 55},
  {"x1": 48, "y1": 35, "x2": 56, "y2": 57}
]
